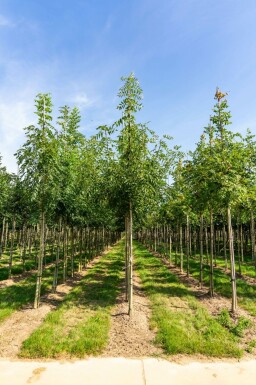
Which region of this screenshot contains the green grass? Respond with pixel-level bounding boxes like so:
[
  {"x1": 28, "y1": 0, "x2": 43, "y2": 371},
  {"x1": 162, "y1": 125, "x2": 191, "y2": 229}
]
[
  {"x1": 153, "y1": 241, "x2": 256, "y2": 280},
  {"x1": 217, "y1": 308, "x2": 252, "y2": 337},
  {"x1": 19, "y1": 242, "x2": 124, "y2": 358},
  {"x1": 181, "y1": 257, "x2": 256, "y2": 316},
  {"x1": 0, "y1": 249, "x2": 54, "y2": 280},
  {"x1": 213, "y1": 254, "x2": 256, "y2": 279},
  {"x1": 134, "y1": 242, "x2": 242, "y2": 358},
  {"x1": 0, "y1": 267, "x2": 54, "y2": 323}
]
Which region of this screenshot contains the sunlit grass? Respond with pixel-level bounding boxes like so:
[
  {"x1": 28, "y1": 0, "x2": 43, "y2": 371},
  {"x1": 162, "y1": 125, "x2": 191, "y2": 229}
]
[
  {"x1": 19, "y1": 242, "x2": 124, "y2": 358},
  {"x1": 135, "y1": 242, "x2": 242, "y2": 358}
]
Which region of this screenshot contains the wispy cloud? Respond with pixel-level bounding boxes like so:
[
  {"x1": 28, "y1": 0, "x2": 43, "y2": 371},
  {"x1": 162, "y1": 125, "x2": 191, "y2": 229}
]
[
  {"x1": 0, "y1": 98, "x2": 35, "y2": 173},
  {"x1": 69, "y1": 92, "x2": 95, "y2": 109},
  {"x1": 0, "y1": 14, "x2": 15, "y2": 28}
]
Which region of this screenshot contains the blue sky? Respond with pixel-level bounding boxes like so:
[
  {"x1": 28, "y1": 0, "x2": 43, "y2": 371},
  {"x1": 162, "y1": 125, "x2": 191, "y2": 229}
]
[{"x1": 1, "y1": 0, "x2": 256, "y2": 172}]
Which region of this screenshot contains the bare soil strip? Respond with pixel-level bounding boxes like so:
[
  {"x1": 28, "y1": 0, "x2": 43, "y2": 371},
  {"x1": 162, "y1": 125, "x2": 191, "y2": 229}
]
[
  {"x1": 103, "y1": 273, "x2": 163, "y2": 358},
  {"x1": 0, "y1": 256, "x2": 102, "y2": 358}
]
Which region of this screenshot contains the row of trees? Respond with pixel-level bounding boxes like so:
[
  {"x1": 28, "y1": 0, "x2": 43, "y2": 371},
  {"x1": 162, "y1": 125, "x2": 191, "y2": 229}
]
[
  {"x1": 1, "y1": 75, "x2": 256, "y2": 314},
  {"x1": 139, "y1": 89, "x2": 256, "y2": 313},
  {"x1": 0, "y1": 74, "x2": 174, "y2": 313}
]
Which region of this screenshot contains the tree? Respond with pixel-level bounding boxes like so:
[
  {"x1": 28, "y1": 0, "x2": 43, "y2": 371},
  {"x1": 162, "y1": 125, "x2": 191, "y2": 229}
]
[{"x1": 16, "y1": 93, "x2": 59, "y2": 308}]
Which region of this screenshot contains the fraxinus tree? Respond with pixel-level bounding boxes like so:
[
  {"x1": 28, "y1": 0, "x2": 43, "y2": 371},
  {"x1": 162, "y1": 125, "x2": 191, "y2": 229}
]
[
  {"x1": 16, "y1": 93, "x2": 59, "y2": 308},
  {"x1": 101, "y1": 73, "x2": 174, "y2": 316}
]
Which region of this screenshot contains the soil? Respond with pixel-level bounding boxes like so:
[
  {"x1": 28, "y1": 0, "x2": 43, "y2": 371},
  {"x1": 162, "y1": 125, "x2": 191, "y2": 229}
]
[{"x1": 102, "y1": 273, "x2": 163, "y2": 358}]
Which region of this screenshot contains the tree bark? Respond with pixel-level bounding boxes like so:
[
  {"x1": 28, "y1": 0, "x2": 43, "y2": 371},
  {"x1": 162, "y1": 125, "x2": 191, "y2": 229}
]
[
  {"x1": 227, "y1": 207, "x2": 237, "y2": 313},
  {"x1": 209, "y1": 209, "x2": 214, "y2": 297},
  {"x1": 199, "y1": 213, "x2": 204, "y2": 287},
  {"x1": 128, "y1": 203, "x2": 133, "y2": 316},
  {"x1": 34, "y1": 210, "x2": 45, "y2": 309}
]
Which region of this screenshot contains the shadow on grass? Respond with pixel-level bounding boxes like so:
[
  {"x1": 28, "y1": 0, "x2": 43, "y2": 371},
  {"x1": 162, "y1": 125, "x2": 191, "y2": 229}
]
[{"x1": 64, "y1": 256, "x2": 123, "y2": 310}]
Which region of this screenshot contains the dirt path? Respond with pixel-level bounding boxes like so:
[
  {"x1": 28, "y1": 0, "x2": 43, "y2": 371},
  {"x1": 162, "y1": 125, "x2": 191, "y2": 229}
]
[
  {"x1": 0, "y1": 256, "x2": 102, "y2": 359},
  {"x1": 103, "y1": 273, "x2": 163, "y2": 358}
]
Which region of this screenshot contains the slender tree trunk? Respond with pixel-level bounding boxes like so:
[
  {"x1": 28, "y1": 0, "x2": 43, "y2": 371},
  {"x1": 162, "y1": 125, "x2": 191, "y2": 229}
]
[
  {"x1": 63, "y1": 222, "x2": 67, "y2": 282},
  {"x1": 209, "y1": 209, "x2": 214, "y2": 297},
  {"x1": 125, "y1": 216, "x2": 129, "y2": 302},
  {"x1": 205, "y1": 224, "x2": 209, "y2": 265},
  {"x1": 0, "y1": 216, "x2": 6, "y2": 258},
  {"x1": 237, "y1": 220, "x2": 242, "y2": 276},
  {"x1": 223, "y1": 223, "x2": 227, "y2": 271},
  {"x1": 34, "y1": 210, "x2": 45, "y2": 309},
  {"x1": 240, "y1": 224, "x2": 244, "y2": 262},
  {"x1": 128, "y1": 203, "x2": 133, "y2": 316},
  {"x1": 52, "y1": 217, "x2": 61, "y2": 293},
  {"x1": 250, "y1": 209, "x2": 256, "y2": 274},
  {"x1": 175, "y1": 225, "x2": 178, "y2": 266},
  {"x1": 199, "y1": 213, "x2": 204, "y2": 287},
  {"x1": 227, "y1": 207, "x2": 237, "y2": 313},
  {"x1": 8, "y1": 218, "x2": 16, "y2": 279},
  {"x1": 186, "y1": 215, "x2": 190, "y2": 277},
  {"x1": 180, "y1": 224, "x2": 183, "y2": 273},
  {"x1": 4, "y1": 220, "x2": 8, "y2": 251},
  {"x1": 169, "y1": 228, "x2": 172, "y2": 264},
  {"x1": 71, "y1": 226, "x2": 74, "y2": 278},
  {"x1": 78, "y1": 228, "x2": 83, "y2": 272},
  {"x1": 22, "y1": 223, "x2": 27, "y2": 273}
]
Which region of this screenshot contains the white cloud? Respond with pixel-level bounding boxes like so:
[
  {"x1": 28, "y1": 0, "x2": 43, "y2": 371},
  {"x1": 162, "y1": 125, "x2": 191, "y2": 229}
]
[
  {"x1": 0, "y1": 97, "x2": 35, "y2": 173},
  {"x1": 0, "y1": 14, "x2": 15, "y2": 28},
  {"x1": 69, "y1": 93, "x2": 95, "y2": 109}
]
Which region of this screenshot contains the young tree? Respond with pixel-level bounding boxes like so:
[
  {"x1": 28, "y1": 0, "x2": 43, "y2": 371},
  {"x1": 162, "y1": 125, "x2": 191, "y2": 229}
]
[
  {"x1": 16, "y1": 93, "x2": 59, "y2": 308},
  {"x1": 99, "y1": 73, "x2": 174, "y2": 315}
]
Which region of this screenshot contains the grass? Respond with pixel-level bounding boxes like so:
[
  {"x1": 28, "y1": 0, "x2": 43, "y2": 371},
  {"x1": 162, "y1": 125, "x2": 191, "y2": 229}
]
[
  {"x1": 182, "y1": 257, "x2": 256, "y2": 316},
  {"x1": 134, "y1": 242, "x2": 242, "y2": 358},
  {"x1": 217, "y1": 308, "x2": 252, "y2": 337},
  {"x1": 152, "y1": 242, "x2": 256, "y2": 316},
  {"x1": 0, "y1": 249, "x2": 54, "y2": 281},
  {"x1": 19, "y1": 242, "x2": 124, "y2": 358},
  {"x1": 0, "y1": 267, "x2": 54, "y2": 323}
]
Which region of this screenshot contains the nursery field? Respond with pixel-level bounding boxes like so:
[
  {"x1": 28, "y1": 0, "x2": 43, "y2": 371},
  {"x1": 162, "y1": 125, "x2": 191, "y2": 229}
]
[{"x1": 1, "y1": 240, "x2": 256, "y2": 360}]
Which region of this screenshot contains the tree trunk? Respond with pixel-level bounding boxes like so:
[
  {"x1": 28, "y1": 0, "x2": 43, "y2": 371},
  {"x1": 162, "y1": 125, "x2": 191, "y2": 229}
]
[
  {"x1": 180, "y1": 224, "x2": 183, "y2": 273},
  {"x1": 209, "y1": 209, "x2": 214, "y2": 297},
  {"x1": 128, "y1": 203, "x2": 133, "y2": 316},
  {"x1": 169, "y1": 227, "x2": 172, "y2": 264},
  {"x1": 22, "y1": 223, "x2": 27, "y2": 273},
  {"x1": 199, "y1": 213, "x2": 204, "y2": 288},
  {"x1": 0, "y1": 216, "x2": 6, "y2": 258},
  {"x1": 8, "y1": 218, "x2": 16, "y2": 279},
  {"x1": 34, "y1": 210, "x2": 45, "y2": 309},
  {"x1": 63, "y1": 222, "x2": 67, "y2": 282},
  {"x1": 240, "y1": 224, "x2": 244, "y2": 262},
  {"x1": 205, "y1": 224, "x2": 209, "y2": 265},
  {"x1": 250, "y1": 209, "x2": 256, "y2": 274},
  {"x1": 52, "y1": 217, "x2": 61, "y2": 293},
  {"x1": 186, "y1": 215, "x2": 190, "y2": 277},
  {"x1": 125, "y1": 216, "x2": 129, "y2": 302},
  {"x1": 223, "y1": 223, "x2": 227, "y2": 271},
  {"x1": 227, "y1": 207, "x2": 237, "y2": 313}
]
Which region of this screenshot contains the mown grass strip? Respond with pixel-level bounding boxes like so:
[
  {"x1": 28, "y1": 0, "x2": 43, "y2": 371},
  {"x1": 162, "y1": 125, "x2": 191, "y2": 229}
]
[
  {"x1": 134, "y1": 242, "x2": 242, "y2": 358},
  {"x1": 0, "y1": 250, "x2": 54, "y2": 281},
  {"x1": 19, "y1": 242, "x2": 124, "y2": 358},
  {"x1": 156, "y1": 242, "x2": 256, "y2": 280},
  {"x1": 0, "y1": 267, "x2": 54, "y2": 323},
  {"x1": 182, "y1": 257, "x2": 256, "y2": 316}
]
